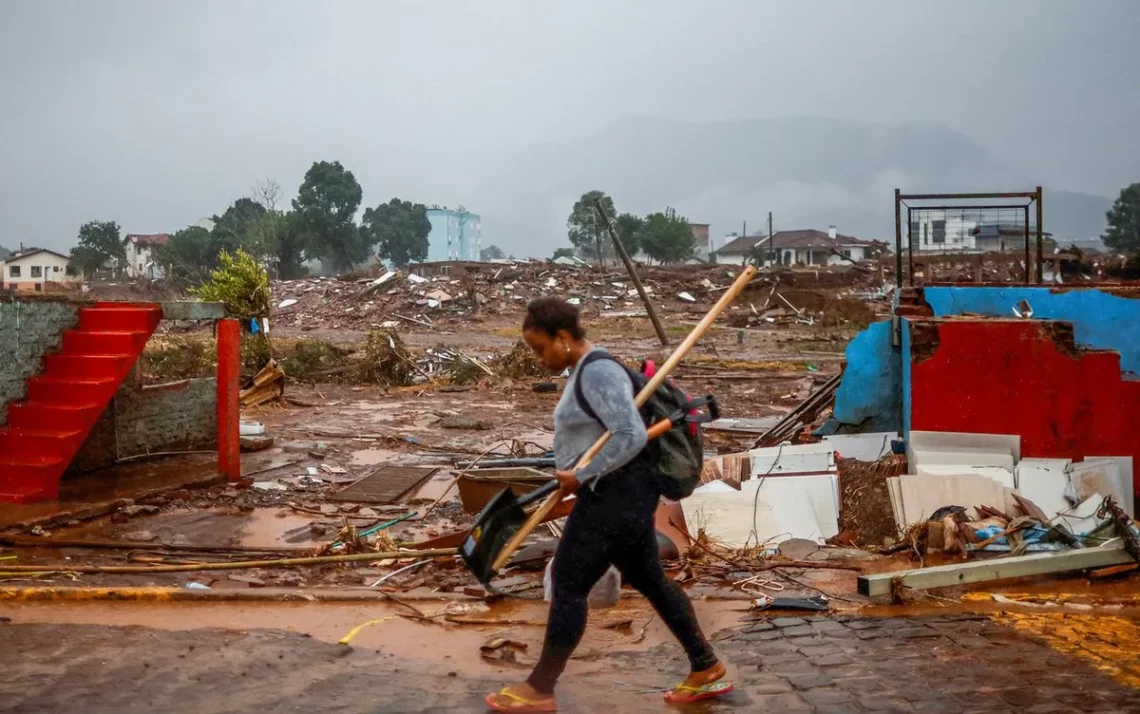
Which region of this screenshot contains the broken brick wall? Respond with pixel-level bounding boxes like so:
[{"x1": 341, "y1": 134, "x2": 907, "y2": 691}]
[
  {"x1": 69, "y1": 378, "x2": 217, "y2": 472},
  {"x1": 923, "y1": 286, "x2": 1140, "y2": 374},
  {"x1": 0, "y1": 297, "x2": 80, "y2": 426},
  {"x1": 905, "y1": 317, "x2": 1140, "y2": 508}
]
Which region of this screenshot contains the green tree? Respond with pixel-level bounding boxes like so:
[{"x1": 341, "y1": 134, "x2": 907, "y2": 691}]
[
  {"x1": 212, "y1": 198, "x2": 268, "y2": 257},
  {"x1": 158, "y1": 226, "x2": 215, "y2": 283},
  {"x1": 292, "y1": 160, "x2": 366, "y2": 273},
  {"x1": 481, "y1": 244, "x2": 506, "y2": 261},
  {"x1": 567, "y1": 190, "x2": 616, "y2": 266},
  {"x1": 360, "y1": 198, "x2": 431, "y2": 267},
  {"x1": 243, "y1": 210, "x2": 300, "y2": 278},
  {"x1": 552, "y1": 247, "x2": 576, "y2": 260},
  {"x1": 1103, "y1": 182, "x2": 1140, "y2": 254},
  {"x1": 0, "y1": 246, "x2": 11, "y2": 260},
  {"x1": 637, "y1": 209, "x2": 696, "y2": 264},
  {"x1": 190, "y1": 249, "x2": 271, "y2": 321},
  {"x1": 614, "y1": 213, "x2": 645, "y2": 256},
  {"x1": 69, "y1": 220, "x2": 125, "y2": 277}
]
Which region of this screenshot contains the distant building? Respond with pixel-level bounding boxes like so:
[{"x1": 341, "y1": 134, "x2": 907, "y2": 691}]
[
  {"x1": 1, "y1": 248, "x2": 81, "y2": 291},
  {"x1": 192, "y1": 217, "x2": 216, "y2": 232},
  {"x1": 908, "y1": 211, "x2": 978, "y2": 253},
  {"x1": 970, "y1": 224, "x2": 1052, "y2": 253},
  {"x1": 123, "y1": 234, "x2": 170, "y2": 279},
  {"x1": 689, "y1": 223, "x2": 711, "y2": 261},
  {"x1": 713, "y1": 227, "x2": 875, "y2": 266},
  {"x1": 426, "y1": 207, "x2": 482, "y2": 262}
]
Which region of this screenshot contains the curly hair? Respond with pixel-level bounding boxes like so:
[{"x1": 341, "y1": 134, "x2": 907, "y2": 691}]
[{"x1": 523, "y1": 297, "x2": 586, "y2": 340}]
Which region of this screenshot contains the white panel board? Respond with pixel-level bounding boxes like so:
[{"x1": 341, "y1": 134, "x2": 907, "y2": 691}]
[
  {"x1": 908, "y1": 431, "x2": 1021, "y2": 463},
  {"x1": 1083, "y1": 456, "x2": 1134, "y2": 517},
  {"x1": 822, "y1": 433, "x2": 898, "y2": 462},
  {"x1": 916, "y1": 464, "x2": 1016, "y2": 490},
  {"x1": 748, "y1": 443, "x2": 835, "y2": 478},
  {"x1": 897, "y1": 473, "x2": 1005, "y2": 524},
  {"x1": 910, "y1": 447, "x2": 1015, "y2": 475},
  {"x1": 1015, "y1": 458, "x2": 1073, "y2": 521},
  {"x1": 680, "y1": 474, "x2": 839, "y2": 548}
]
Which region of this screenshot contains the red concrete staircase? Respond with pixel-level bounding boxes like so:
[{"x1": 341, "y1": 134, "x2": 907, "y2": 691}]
[{"x1": 0, "y1": 302, "x2": 162, "y2": 503}]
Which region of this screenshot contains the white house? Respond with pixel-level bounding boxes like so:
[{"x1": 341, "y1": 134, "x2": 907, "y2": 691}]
[
  {"x1": 1, "y1": 248, "x2": 82, "y2": 291},
  {"x1": 713, "y1": 227, "x2": 876, "y2": 266},
  {"x1": 123, "y1": 233, "x2": 170, "y2": 279},
  {"x1": 908, "y1": 212, "x2": 978, "y2": 253}
]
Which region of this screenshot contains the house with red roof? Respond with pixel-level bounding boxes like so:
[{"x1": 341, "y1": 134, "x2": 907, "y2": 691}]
[{"x1": 712, "y1": 227, "x2": 880, "y2": 266}]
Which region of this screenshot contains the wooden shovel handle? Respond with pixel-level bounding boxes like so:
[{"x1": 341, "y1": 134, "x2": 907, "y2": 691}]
[{"x1": 490, "y1": 265, "x2": 758, "y2": 572}]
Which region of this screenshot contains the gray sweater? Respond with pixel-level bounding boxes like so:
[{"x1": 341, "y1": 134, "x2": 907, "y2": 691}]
[{"x1": 553, "y1": 349, "x2": 648, "y2": 486}]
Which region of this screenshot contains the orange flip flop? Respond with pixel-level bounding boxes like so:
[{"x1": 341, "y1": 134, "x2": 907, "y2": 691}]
[
  {"x1": 664, "y1": 679, "x2": 735, "y2": 704},
  {"x1": 485, "y1": 687, "x2": 558, "y2": 712}
]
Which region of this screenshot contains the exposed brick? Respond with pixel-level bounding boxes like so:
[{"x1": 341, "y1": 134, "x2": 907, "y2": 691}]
[
  {"x1": 71, "y1": 378, "x2": 217, "y2": 471},
  {"x1": 0, "y1": 299, "x2": 79, "y2": 425}
]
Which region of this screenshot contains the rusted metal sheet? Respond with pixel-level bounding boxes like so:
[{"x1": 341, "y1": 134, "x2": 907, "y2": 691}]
[{"x1": 329, "y1": 466, "x2": 439, "y2": 504}]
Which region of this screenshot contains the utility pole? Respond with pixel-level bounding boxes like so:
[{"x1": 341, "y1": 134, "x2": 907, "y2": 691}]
[
  {"x1": 594, "y1": 199, "x2": 669, "y2": 347},
  {"x1": 768, "y1": 211, "x2": 774, "y2": 265}
]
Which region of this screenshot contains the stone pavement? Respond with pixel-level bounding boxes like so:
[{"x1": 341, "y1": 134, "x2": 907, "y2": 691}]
[
  {"x1": 0, "y1": 614, "x2": 1137, "y2": 713},
  {"x1": 707, "y1": 612, "x2": 1140, "y2": 713}
]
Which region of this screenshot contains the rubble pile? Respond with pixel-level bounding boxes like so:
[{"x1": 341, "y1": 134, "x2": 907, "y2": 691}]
[
  {"x1": 497, "y1": 340, "x2": 545, "y2": 380},
  {"x1": 270, "y1": 262, "x2": 887, "y2": 331},
  {"x1": 354, "y1": 329, "x2": 416, "y2": 387}
]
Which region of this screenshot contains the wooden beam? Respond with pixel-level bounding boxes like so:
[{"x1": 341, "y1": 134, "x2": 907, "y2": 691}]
[{"x1": 858, "y1": 546, "x2": 1134, "y2": 596}]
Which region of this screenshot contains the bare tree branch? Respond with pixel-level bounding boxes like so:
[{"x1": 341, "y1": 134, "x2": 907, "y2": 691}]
[{"x1": 252, "y1": 178, "x2": 282, "y2": 212}]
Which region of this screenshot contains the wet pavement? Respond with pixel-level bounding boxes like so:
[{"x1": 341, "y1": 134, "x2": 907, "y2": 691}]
[{"x1": 1, "y1": 609, "x2": 1137, "y2": 713}]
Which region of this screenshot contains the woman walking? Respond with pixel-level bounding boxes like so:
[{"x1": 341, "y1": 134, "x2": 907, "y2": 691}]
[{"x1": 485, "y1": 297, "x2": 731, "y2": 712}]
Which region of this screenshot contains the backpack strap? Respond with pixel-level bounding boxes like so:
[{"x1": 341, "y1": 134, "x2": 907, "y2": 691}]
[{"x1": 572, "y1": 351, "x2": 621, "y2": 425}]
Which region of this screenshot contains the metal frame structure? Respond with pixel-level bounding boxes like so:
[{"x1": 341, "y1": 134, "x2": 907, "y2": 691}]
[{"x1": 894, "y1": 187, "x2": 1044, "y2": 286}]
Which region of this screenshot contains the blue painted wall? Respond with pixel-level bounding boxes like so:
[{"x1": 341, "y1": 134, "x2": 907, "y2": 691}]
[
  {"x1": 924, "y1": 286, "x2": 1140, "y2": 375},
  {"x1": 900, "y1": 318, "x2": 913, "y2": 440},
  {"x1": 426, "y1": 208, "x2": 482, "y2": 262},
  {"x1": 828, "y1": 320, "x2": 903, "y2": 433}
]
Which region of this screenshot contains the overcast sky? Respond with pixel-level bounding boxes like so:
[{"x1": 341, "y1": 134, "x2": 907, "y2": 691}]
[{"x1": 2, "y1": 0, "x2": 1137, "y2": 255}]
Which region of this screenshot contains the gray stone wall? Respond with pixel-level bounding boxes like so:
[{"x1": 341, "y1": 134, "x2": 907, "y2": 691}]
[
  {"x1": 0, "y1": 298, "x2": 80, "y2": 425},
  {"x1": 69, "y1": 379, "x2": 217, "y2": 472}
]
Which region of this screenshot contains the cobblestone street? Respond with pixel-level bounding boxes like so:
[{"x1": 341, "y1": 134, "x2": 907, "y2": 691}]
[
  {"x1": 712, "y1": 613, "x2": 1140, "y2": 713},
  {"x1": 2, "y1": 611, "x2": 1137, "y2": 713}
]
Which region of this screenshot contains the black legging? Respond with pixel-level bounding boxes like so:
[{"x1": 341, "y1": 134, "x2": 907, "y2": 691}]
[{"x1": 526, "y1": 464, "x2": 717, "y2": 694}]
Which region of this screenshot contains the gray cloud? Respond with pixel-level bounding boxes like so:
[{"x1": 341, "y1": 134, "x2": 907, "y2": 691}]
[{"x1": 1, "y1": 0, "x2": 1136, "y2": 254}]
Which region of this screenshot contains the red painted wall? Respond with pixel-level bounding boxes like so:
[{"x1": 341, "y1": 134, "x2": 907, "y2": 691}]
[{"x1": 908, "y1": 318, "x2": 1140, "y2": 506}]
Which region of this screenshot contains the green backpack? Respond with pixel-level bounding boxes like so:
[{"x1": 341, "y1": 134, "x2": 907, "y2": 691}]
[{"x1": 573, "y1": 351, "x2": 718, "y2": 500}]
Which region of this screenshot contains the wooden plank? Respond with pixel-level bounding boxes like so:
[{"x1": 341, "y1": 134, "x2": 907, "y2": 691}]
[
  {"x1": 858, "y1": 546, "x2": 1134, "y2": 596},
  {"x1": 886, "y1": 477, "x2": 904, "y2": 533}
]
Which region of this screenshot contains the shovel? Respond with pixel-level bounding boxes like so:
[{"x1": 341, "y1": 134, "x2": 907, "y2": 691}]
[{"x1": 460, "y1": 265, "x2": 758, "y2": 585}]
